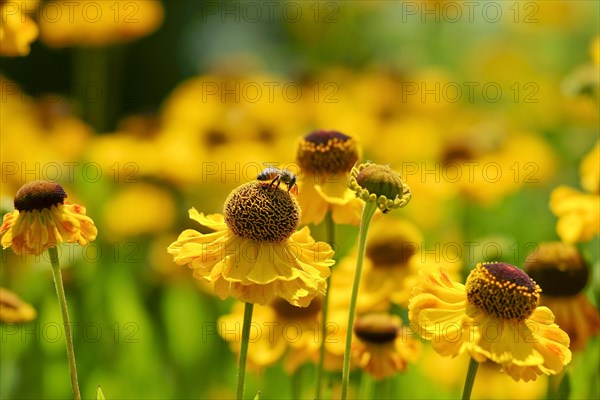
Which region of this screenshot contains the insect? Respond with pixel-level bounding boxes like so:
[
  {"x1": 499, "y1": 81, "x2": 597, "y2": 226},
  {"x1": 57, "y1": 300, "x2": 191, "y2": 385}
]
[{"x1": 257, "y1": 167, "x2": 299, "y2": 195}]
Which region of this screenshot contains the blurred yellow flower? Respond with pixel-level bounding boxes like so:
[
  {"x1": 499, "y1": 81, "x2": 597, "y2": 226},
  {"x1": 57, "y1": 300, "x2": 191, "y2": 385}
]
[
  {"x1": 102, "y1": 183, "x2": 175, "y2": 238},
  {"x1": 525, "y1": 242, "x2": 600, "y2": 351},
  {"x1": 409, "y1": 264, "x2": 571, "y2": 382},
  {"x1": 550, "y1": 141, "x2": 599, "y2": 244},
  {"x1": 39, "y1": 0, "x2": 163, "y2": 47},
  {"x1": 0, "y1": 287, "x2": 36, "y2": 323},
  {"x1": 295, "y1": 130, "x2": 363, "y2": 225},
  {"x1": 0, "y1": 0, "x2": 38, "y2": 56},
  {"x1": 352, "y1": 313, "x2": 420, "y2": 380},
  {"x1": 168, "y1": 181, "x2": 334, "y2": 306},
  {"x1": 0, "y1": 181, "x2": 98, "y2": 255},
  {"x1": 0, "y1": 79, "x2": 93, "y2": 196},
  {"x1": 218, "y1": 296, "x2": 324, "y2": 373}
]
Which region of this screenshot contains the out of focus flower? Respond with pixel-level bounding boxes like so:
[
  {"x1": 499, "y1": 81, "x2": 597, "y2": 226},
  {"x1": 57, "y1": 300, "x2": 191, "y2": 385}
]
[
  {"x1": 352, "y1": 313, "x2": 419, "y2": 380},
  {"x1": 168, "y1": 181, "x2": 334, "y2": 306},
  {"x1": 550, "y1": 141, "x2": 599, "y2": 244},
  {"x1": 409, "y1": 263, "x2": 571, "y2": 382},
  {"x1": 0, "y1": 0, "x2": 38, "y2": 56},
  {"x1": 102, "y1": 183, "x2": 175, "y2": 238},
  {"x1": 332, "y1": 217, "x2": 462, "y2": 311},
  {"x1": 218, "y1": 296, "x2": 324, "y2": 373},
  {"x1": 0, "y1": 181, "x2": 98, "y2": 255},
  {"x1": 525, "y1": 242, "x2": 600, "y2": 351},
  {"x1": 0, "y1": 288, "x2": 36, "y2": 323},
  {"x1": 39, "y1": 0, "x2": 163, "y2": 47},
  {"x1": 296, "y1": 130, "x2": 363, "y2": 225},
  {"x1": 0, "y1": 79, "x2": 93, "y2": 196}
]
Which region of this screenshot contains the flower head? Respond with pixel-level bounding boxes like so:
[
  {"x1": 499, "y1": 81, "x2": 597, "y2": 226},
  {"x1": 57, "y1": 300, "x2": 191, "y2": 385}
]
[
  {"x1": 168, "y1": 181, "x2": 334, "y2": 306},
  {"x1": 352, "y1": 313, "x2": 420, "y2": 380},
  {"x1": 219, "y1": 296, "x2": 325, "y2": 373},
  {"x1": 409, "y1": 263, "x2": 572, "y2": 382},
  {"x1": 349, "y1": 162, "x2": 411, "y2": 213},
  {"x1": 524, "y1": 242, "x2": 600, "y2": 351},
  {"x1": 295, "y1": 129, "x2": 363, "y2": 225},
  {"x1": 0, "y1": 181, "x2": 98, "y2": 255},
  {"x1": 297, "y1": 130, "x2": 360, "y2": 178}
]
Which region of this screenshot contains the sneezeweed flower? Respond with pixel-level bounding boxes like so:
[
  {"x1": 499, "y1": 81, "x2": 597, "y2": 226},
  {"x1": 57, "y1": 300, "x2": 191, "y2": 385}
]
[
  {"x1": 352, "y1": 313, "x2": 420, "y2": 380},
  {"x1": 296, "y1": 129, "x2": 363, "y2": 225},
  {"x1": 550, "y1": 141, "x2": 599, "y2": 244},
  {"x1": 169, "y1": 180, "x2": 333, "y2": 400},
  {"x1": 0, "y1": 0, "x2": 39, "y2": 56},
  {"x1": 348, "y1": 162, "x2": 412, "y2": 214},
  {"x1": 168, "y1": 181, "x2": 334, "y2": 306},
  {"x1": 524, "y1": 242, "x2": 600, "y2": 351},
  {"x1": 341, "y1": 161, "x2": 412, "y2": 399},
  {"x1": 39, "y1": 0, "x2": 164, "y2": 47},
  {"x1": 409, "y1": 263, "x2": 572, "y2": 385},
  {"x1": 0, "y1": 181, "x2": 97, "y2": 255},
  {"x1": 0, "y1": 288, "x2": 36, "y2": 323},
  {"x1": 218, "y1": 296, "x2": 325, "y2": 373},
  {"x1": 0, "y1": 180, "x2": 97, "y2": 400}
]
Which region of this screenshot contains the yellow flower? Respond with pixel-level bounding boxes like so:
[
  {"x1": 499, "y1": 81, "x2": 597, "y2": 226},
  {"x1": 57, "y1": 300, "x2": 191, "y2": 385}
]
[
  {"x1": 0, "y1": 1, "x2": 38, "y2": 56},
  {"x1": 0, "y1": 287, "x2": 36, "y2": 323},
  {"x1": 550, "y1": 141, "x2": 600, "y2": 244},
  {"x1": 101, "y1": 183, "x2": 175, "y2": 238},
  {"x1": 168, "y1": 181, "x2": 334, "y2": 306},
  {"x1": 218, "y1": 296, "x2": 324, "y2": 373},
  {"x1": 0, "y1": 181, "x2": 98, "y2": 255},
  {"x1": 409, "y1": 263, "x2": 572, "y2": 382},
  {"x1": 39, "y1": 0, "x2": 163, "y2": 47},
  {"x1": 524, "y1": 242, "x2": 600, "y2": 351},
  {"x1": 295, "y1": 130, "x2": 363, "y2": 225},
  {"x1": 352, "y1": 313, "x2": 420, "y2": 380}
]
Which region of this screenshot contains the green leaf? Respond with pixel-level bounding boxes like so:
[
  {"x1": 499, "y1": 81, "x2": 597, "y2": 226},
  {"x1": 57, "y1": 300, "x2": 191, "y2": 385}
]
[
  {"x1": 96, "y1": 385, "x2": 106, "y2": 400},
  {"x1": 253, "y1": 390, "x2": 261, "y2": 400}
]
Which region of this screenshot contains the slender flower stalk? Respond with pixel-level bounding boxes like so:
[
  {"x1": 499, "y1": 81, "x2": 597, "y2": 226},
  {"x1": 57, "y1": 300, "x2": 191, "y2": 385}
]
[
  {"x1": 0, "y1": 181, "x2": 97, "y2": 400},
  {"x1": 341, "y1": 201, "x2": 378, "y2": 399},
  {"x1": 462, "y1": 357, "x2": 479, "y2": 400},
  {"x1": 315, "y1": 211, "x2": 335, "y2": 399},
  {"x1": 49, "y1": 247, "x2": 82, "y2": 400},
  {"x1": 236, "y1": 303, "x2": 254, "y2": 400},
  {"x1": 341, "y1": 162, "x2": 412, "y2": 399}
]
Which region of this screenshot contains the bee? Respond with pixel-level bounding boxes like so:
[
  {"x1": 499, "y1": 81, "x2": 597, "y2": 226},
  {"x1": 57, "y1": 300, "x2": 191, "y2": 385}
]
[{"x1": 257, "y1": 167, "x2": 298, "y2": 195}]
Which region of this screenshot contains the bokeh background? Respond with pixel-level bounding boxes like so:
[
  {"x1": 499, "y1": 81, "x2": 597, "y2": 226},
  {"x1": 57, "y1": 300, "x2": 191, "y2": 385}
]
[{"x1": 1, "y1": 1, "x2": 599, "y2": 399}]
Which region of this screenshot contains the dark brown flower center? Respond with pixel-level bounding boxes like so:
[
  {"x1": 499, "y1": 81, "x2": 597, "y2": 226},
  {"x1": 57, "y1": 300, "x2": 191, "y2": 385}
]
[
  {"x1": 354, "y1": 313, "x2": 399, "y2": 344},
  {"x1": 366, "y1": 238, "x2": 418, "y2": 267},
  {"x1": 272, "y1": 296, "x2": 322, "y2": 317},
  {"x1": 224, "y1": 181, "x2": 300, "y2": 242},
  {"x1": 466, "y1": 262, "x2": 540, "y2": 321},
  {"x1": 14, "y1": 180, "x2": 67, "y2": 212},
  {"x1": 524, "y1": 242, "x2": 588, "y2": 297},
  {"x1": 296, "y1": 130, "x2": 359, "y2": 176}
]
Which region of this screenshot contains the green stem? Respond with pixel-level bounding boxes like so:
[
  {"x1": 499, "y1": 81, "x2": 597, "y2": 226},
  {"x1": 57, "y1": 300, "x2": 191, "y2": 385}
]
[
  {"x1": 236, "y1": 302, "x2": 254, "y2": 400},
  {"x1": 341, "y1": 202, "x2": 378, "y2": 400},
  {"x1": 292, "y1": 364, "x2": 303, "y2": 400},
  {"x1": 48, "y1": 247, "x2": 81, "y2": 400},
  {"x1": 315, "y1": 211, "x2": 335, "y2": 400},
  {"x1": 461, "y1": 357, "x2": 479, "y2": 400},
  {"x1": 358, "y1": 372, "x2": 373, "y2": 399}
]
